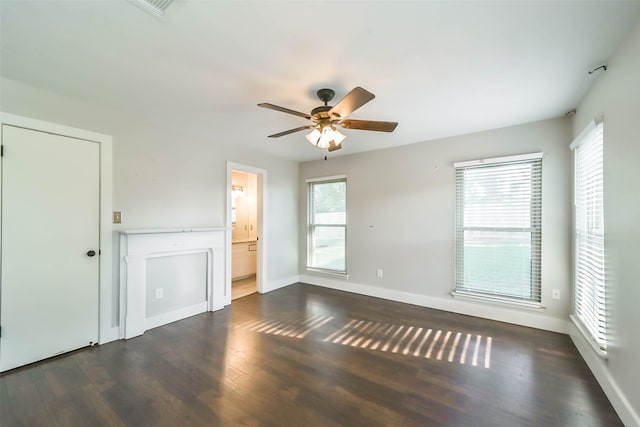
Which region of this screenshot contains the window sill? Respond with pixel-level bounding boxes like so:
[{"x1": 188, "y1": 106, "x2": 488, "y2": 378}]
[
  {"x1": 570, "y1": 314, "x2": 608, "y2": 359},
  {"x1": 451, "y1": 291, "x2": 546, "y2": 312},
  {"x1": 306, "y1": 268, "x2": 349, "y2": 280}
]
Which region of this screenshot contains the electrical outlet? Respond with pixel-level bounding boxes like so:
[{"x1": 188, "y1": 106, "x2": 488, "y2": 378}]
[
  {"x1": 113, "y1": 211, "x2": 122, "y2": 224},
  {"x1": 377, "y1": 268, "x2": 383, "y2": 278},
  {"x1": 552, "y1": 289, "x2": 560, "y2": 300},
  {"x1": 155, "y1": 288, "x2": 164, "y2": 299}
]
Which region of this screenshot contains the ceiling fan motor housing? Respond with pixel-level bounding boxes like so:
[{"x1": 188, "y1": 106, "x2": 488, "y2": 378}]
[
  {"x1": 316, "y1": 88, "x2": 335, "y2": 104},
  {"x1": 310, "y1": 105, "x2": 333, "y2": 120},
  {"x1": 312, "y1": 89, "x2": 337, "y2": 121}
]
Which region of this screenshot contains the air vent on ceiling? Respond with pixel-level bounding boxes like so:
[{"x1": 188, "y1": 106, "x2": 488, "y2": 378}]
[{"x1": 131, "y1": 0, "x2": 174, "y2": 16}]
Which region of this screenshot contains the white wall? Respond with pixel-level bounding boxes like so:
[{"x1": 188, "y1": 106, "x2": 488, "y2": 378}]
[
  {"x1": 299, "y1": 117, "x2": 572, "y2": 332},
  {"x1": 0, "y1": 77, "x2": 299, "y2": 329},
  {"x1": 571, "y1": 18, "x2": 640, "y2": 427}
]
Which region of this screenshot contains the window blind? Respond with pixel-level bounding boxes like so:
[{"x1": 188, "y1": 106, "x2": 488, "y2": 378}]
[
  {"x1": 455, "y1": 153, "x2": 542, "y2": 304},
  {"x1": 573, "y1": 122, "x2": 606, "y2": 350}
]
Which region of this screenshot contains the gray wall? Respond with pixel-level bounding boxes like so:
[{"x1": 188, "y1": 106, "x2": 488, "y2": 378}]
[
  {"x1": 572, "y1": 18, "x2": 640, "y2": 425},
  {"x1": 0, "y1": 77, "x2": 300, "y2": 328},
  {"x1": 146, "y1": 253, "x2": 207, "y2": 318},
  {"x1": 299, "y1": 117, "x2": 573, "y2": 330}
]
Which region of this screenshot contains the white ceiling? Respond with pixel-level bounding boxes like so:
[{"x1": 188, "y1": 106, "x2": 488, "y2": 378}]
[{"x1": 1, "y1": 1, "x2": 639, "y2": 162}]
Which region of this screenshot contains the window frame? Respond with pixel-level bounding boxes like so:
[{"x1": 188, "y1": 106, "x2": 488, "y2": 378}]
[
  {"x1": 570, "y1": 120, "x2": 607, "y2": 356},
  {"x1": 306, "y1": 175, "x2": 347, "y2": 275},
  {"x1": 453, "y1": 152, "x2": 543, "y2": 307}
]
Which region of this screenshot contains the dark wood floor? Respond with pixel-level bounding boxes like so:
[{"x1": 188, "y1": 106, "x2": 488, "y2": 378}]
[{"x1": 1, "y1": 283, "x2": 622, "y2": 426}]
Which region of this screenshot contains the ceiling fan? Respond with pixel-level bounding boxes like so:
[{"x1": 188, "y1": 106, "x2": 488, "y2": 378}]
[{"x1": 258, "y1": 87, "x2": 398, "y2": 152}]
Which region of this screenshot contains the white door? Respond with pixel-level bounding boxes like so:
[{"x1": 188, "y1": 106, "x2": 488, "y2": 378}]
[{"x1": 1, "y1": 125, "x2": 100, "y2": 372}]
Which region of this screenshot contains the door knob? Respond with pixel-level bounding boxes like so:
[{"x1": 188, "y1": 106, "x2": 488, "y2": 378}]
[{"x1": 86, "y1": 250, "x2": 97, "y2": 257}]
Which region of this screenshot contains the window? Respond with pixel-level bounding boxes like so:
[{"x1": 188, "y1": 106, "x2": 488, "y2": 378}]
[
  {"x1": 454, "y1": 153, "x2": 543, "y2": 305},
  {"x1": 571, "y1": 121, "x2": 606, "y2": 352},
  {"x1": 307, "y1": 176, "x2": 347, "y2": 273}
]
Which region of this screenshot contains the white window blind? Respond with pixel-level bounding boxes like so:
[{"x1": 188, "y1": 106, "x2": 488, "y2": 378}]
[
  {"x1": 454, "y1": 153, "x2": 542, "y2": 304},
  {"x1": 308, "y1": 178, "x2": 346, "y2": 273},
  {"x1": 572, "y1": 121, "x2": 606, "y2": 350}
]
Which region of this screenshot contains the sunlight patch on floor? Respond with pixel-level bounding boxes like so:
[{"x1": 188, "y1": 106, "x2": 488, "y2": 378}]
[
  {"x1": 234, "y1": 315, "x2": 334, "y2": 338},
  {"x1": 235, "y1": 315, "x2": 493, "y2": 368},
  {"x1": 323, "y1": 319, "x2": 493, "y2": 368}
]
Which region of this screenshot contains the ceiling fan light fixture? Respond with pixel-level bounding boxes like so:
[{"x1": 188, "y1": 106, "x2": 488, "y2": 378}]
[
  {"x1": 332, "y1": 129, "x2": 346, "y2": 145},
  {"x1": 317, "y1": 125, "x2": 335, "y2": 149},
  {"x1": 306, "y1": 125, "x2": 344, "y2": 149},
  {"x1": 306, "y1": 128, "x2": 321, "y2": 146},
  {"x1": 308, "y1": 124, "x2": 345, "y2": 149}
]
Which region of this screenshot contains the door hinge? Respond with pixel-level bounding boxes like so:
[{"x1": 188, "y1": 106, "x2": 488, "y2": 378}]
[
  {"x1": 1, "y1": 145, "x2": 4, "y2": 157},
  {"x1": 99, "y1": 249, "x2": 101, "y2": 255}
]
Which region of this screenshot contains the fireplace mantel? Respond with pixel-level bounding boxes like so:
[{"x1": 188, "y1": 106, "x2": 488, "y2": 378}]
[{"x1": 119, "y1": 228, "x2": 227, "y2": 339}]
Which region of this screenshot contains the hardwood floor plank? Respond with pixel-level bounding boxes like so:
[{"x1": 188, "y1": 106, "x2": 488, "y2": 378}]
[{"x1": 0, "y1": 283, "x2": 623, "y2": 426}]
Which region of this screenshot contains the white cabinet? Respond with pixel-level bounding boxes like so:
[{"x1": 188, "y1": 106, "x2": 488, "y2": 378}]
[
  {"x1": 249, "y1": 242, "x2": 257, "y2": 271},
  {"x1": 232, "y1": 242, "x2": 257, "y2": 280}
]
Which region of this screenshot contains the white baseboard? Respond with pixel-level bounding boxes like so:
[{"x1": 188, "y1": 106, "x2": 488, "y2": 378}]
[
  {"x1": 299, "y1": 274, "x2": 569, "y2": 334},
  {"x1": 99, "y1": 326, "x2": 120, "y2": 344},
  {"x1": 262, "y1": 275, "x2": 299, "y2": 294},
  {"x1": 145, "y1": 302, "x2": 207, "y2": 331},
  {"x1": 569, "y1": 322, "x2": 640, "y2": 427}
]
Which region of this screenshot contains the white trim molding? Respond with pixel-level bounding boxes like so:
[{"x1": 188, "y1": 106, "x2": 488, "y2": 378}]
[
  {"x1": 569, "y1": 321, "x2": 640, "y2": 427},
  {"x1": 119, "y1": 229, "x2": 226, "y2": 339},
  {"x1": 146, "y1": 302, "x2": 208, "y2": 331},
  {"x1": 570, "y1": 116, "x2": 605, "y2": 150},
  {"x1": 453, "y1": 152, "x2": 543, "y2": 168},
  {"x1": 262, "y1": 275, "x2": 299, "y2": 294},
  {"x1": 306, "y1": 268, "x2": 349, "y2": 280},
  {"x1": 452, "y1": 290, "x2": 546, "y2": 312},
  {"x1": 300, "y1": 275, "x2": 569, "y2": 334},
  {"x1": 305, "y1": 174, "x2": 347, "y2": 183},
  {"x1": 570, "y1": 314, "x2": 608, "y2": 359}
]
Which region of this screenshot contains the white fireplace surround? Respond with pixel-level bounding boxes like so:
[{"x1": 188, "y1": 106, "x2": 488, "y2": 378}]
[{"x1": 119, "y1": 228, "x2": 227, "y2": 339}]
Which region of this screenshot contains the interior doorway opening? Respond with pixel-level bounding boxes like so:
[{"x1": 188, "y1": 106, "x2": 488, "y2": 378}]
[
  {"x1": 226, "y1": 162, "x2": 266, "y2": 304},
  {"x1": 231, "y1": 170, "x2": 258, "y2": 299}
]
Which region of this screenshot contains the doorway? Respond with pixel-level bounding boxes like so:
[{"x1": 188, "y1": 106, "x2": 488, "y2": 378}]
[
  {"x1": 226, "y1": 163, "x2": 266, "y2": 303},
  {"x1": 231, "y1": 170, "x2": 258, "y2": 299}
]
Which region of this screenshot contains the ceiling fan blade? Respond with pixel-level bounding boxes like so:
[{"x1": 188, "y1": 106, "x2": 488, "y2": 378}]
[
  {"x1": 267, "y1": 125, "x2": 314, "y2": 138},
  {"x1": 338, "y1": 119, "x2": 398, "y2": 132},
  {"x1": 328, "y1": 141, "x2": 343, "y2": 152},
  {"x1": 328, "y1": 87, "x2": 375, "y2": 119},
  {"x1": 258, "y1": 103, "x2": 311, "y2": 120}
]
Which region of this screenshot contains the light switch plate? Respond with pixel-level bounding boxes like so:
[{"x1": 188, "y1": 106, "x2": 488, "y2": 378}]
[{"x1": 113, "y1": 211, "x2": 122, "y2": 224}]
